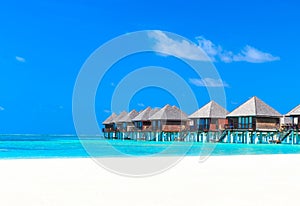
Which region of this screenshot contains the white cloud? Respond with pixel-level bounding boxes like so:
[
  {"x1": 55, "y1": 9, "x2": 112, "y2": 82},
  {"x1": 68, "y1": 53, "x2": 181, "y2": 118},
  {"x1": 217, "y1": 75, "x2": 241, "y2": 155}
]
[
  {"x1": 197, "y1": 37, "x2": 279, "y2": 63},
  {"x1": 148, "y1": 30, "x2": 211, "y2": 61},
  {"x1": 16, "y1": 56, "x2": 26, "y2": 63},
  {"x1": 148, "y1": 31, "x2": 279, "y2": 63},
  {"x1": 104, "y1": 109, "x2": 110, "y2": 113},
  {"x1": 196, "y1": 36, "x2": 221, "y2": 61},
  {"x1": 233, "y1": 45, "x2": 280, "y2": 63},
  {"x1": 138, "y1": 103, "x2": 145, "y2": 107},
  {"x1": 0, "y1": 106, "x2": 4, "y2": 111},
  {"x1": 189, "y1": 78, "x2": 229, "y2": 88},
  {"x1": 218, "y1": 51, "x2": 234, "y2": 63}
]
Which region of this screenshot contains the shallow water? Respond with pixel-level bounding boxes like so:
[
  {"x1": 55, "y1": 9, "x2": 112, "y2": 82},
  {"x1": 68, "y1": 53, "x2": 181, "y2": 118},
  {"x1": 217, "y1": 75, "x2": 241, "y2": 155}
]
[{"x1": 0, "y1": 135, "x2": 300, "y2": 159}]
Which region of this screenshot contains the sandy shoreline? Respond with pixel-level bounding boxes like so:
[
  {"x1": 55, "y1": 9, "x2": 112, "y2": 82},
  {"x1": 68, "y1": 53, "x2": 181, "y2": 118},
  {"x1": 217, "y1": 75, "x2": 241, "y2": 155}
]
[{"x1": 1, "y1": 155, "x2": 300, "y2": 206}]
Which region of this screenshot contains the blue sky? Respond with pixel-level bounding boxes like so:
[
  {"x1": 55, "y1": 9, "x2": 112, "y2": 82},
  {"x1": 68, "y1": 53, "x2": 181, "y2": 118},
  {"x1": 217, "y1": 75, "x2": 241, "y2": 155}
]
[{"x1": 0, "y1": 0, "x2": 299, "y2": 134}]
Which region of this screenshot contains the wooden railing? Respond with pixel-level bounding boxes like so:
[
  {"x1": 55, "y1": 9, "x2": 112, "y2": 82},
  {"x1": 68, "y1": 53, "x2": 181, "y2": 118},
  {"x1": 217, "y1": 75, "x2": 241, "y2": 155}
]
[
  {"x1": 189, "y1": 126, "x2": 209, "y2": 132},
  {"x1": 225, "y1": 123, "x2": 256, "y2": 130},
  {"x1": 162, "y1": 125, "x2": 186, "y2": 132},
  {"x1": 103, "y1": 128, "x2": 117, "y2": 132}
]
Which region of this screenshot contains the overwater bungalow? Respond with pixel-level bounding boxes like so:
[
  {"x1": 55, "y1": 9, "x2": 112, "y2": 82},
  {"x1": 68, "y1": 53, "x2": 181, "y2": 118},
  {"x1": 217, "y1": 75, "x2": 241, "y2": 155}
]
[
  {"x1": 148, "y1": 105, "x2": 188, "y2": 141},
  {"x1": 112, "y1": 111, "x2": 128, "y2": 139},
  {"x1": 188, "y1": 101, "x2": 228, "y2": 142},
  {"x1": 287, "y1": 105, "x2": 300, "y2": 129},
  {"x1": 224, "y1": 96, "x2": 281, "y2": 144},
  {"x1": 102, "y1": 113, "x2": 117, "y2": 139},
  {"x1": 189, "y1": 101, "x2": 228, "y2": 132},
  {"x1": 282, "y1": 105, "x2": 300, "y2": 144},
  {"x1": 117, "y1": 110, "x2": 139, "y2": 139},
  {"x1": 131, "y1": 107, "x2": 159, "y2": 140},
  {"x1": 132, "y1": 107, "x2": 160, "y2": 131}
]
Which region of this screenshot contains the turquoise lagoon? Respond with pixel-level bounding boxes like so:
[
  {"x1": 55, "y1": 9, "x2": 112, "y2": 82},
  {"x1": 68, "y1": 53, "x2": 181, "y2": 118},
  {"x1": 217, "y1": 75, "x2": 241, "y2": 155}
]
[{"x1": 0, "y1": 134, "x2": 300, "y2": 159}]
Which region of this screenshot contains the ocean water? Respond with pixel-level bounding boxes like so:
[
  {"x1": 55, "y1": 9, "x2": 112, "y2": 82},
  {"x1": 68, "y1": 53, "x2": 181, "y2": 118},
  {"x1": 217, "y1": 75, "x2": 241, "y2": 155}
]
[{"x1": 0, "y1": 134, "x2": 300, "y2": 159}]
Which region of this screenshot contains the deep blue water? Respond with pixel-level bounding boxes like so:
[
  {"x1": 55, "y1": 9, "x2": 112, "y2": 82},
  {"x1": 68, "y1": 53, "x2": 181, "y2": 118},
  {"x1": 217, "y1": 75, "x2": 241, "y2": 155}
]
[{"x1": 1, "y1": 135, "x2": 300, "y2": 159}]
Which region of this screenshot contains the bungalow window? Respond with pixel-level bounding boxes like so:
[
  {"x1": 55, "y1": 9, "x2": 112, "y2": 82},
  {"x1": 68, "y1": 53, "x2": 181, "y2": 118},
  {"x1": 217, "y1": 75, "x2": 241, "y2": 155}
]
[
  {"x1": 245, "y1": 118, "x2": 248, "y2": 128},
  {"x1": 249, "y1": 117, "x2": 253, "y2": 128},
  {"x1": 135, "y1": 122, "x2": 142, "y2": 130},
  {"x1": 157, "y1": 120, "x2": 161, "y2": 130},
  {"x1": 238, "y1": 117, "x2": 253, "y2": 129},
  {"x1": 197, "y1": 118, "x2": 210, "y2": 130},
  {"x1": 153, "y1": 121, "x2": 156, "y2": 130},
  {"x1": 239, "y1": 117, "x2": 243, "y2": 129}
]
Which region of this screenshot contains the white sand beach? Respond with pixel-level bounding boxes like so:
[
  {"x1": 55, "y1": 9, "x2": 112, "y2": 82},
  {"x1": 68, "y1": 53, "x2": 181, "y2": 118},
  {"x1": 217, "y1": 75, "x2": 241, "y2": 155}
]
[{"x1": 1, "y1": 155, "x2": 300, "y2": 206}]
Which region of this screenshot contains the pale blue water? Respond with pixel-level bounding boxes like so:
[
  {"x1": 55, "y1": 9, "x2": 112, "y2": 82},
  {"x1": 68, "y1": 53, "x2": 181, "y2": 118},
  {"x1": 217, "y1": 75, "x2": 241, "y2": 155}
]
[{"x1": 0, "y1": 135, "x2": 300, "y2": 159}]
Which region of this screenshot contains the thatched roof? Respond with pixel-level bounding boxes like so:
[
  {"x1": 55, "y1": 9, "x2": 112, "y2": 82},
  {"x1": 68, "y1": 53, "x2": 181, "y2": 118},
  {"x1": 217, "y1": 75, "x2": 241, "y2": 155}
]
[
  {"x1": 132, "y1": 107, "x2": 160, "y2": 121},
  {"x1": 227, "y1": 96, "x2": 281, "y2": 117},
  {"x1": 118, "y1": 110, "x2": 139, "y2": 123},
  {"x1": 189, "y1": 101, "x2": 228, "y2": 119},
  {"x1": 102, "y1": 113, "x2": 117, "y2": 125},
  {"x1": 113, "y1": 111, "x2": 128, "y2": 123},
  {"x1": 287, "y1": 105, "x2": 300, "y2": 116},
  {"x1": 149, "y1": 104, "x2": 188, "y2": 121}
]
